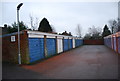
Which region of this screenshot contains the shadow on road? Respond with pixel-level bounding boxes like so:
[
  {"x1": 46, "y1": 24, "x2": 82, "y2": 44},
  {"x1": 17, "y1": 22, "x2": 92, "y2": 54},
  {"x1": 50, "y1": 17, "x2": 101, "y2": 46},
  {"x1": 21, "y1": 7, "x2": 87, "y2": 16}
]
[{"x1": 2, "y1": 62, "x2": 51, "y2": 79}]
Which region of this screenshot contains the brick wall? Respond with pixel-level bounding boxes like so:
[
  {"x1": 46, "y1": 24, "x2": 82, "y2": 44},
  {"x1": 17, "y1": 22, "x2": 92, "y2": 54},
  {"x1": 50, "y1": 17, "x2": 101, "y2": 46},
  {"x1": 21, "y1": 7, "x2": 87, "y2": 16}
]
[
  {"x1": 83, "y1": 39, "x2": 104, "y2": 45},
  {"x1": 2, "y1": 30, "x2": 83, "y2": 64},
  {"x1": 104, "y1": 32, "x2": 120, "y2": 54},
  {"x1": 2, "y1": 31, "x2": 30, "y2": 64}
]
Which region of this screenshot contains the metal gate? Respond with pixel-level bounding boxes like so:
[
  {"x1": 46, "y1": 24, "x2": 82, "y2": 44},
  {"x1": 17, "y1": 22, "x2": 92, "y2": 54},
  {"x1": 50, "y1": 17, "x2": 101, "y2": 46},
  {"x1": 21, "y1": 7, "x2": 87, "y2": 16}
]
[{"x1": 28, "y1": 38, "x2": 44, "y2": 63}]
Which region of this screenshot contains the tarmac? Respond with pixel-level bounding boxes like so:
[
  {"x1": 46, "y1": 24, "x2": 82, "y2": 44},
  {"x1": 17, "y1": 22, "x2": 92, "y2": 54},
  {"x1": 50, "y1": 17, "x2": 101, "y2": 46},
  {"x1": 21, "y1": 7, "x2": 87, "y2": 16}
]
[{"x1": 2, "y1": 45, "x2": 118, "y2": 79}]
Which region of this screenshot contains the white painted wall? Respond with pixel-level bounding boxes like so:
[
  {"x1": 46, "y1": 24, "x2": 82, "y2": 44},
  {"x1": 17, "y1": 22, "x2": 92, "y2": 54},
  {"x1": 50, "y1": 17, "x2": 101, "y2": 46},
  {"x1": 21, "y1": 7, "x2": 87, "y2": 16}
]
[
  {"x1": 47, "y1": 36, "x2": 56, "y2": 38},
  {"x1": 28, "y1": 34, "x2": 44, "y2": 38},
  {"x1": 73, "y1": 38, "x2": 75, "y2": 48},
  {"x1": 57, "y1": 38, "x2": 63, "y2": 53}
]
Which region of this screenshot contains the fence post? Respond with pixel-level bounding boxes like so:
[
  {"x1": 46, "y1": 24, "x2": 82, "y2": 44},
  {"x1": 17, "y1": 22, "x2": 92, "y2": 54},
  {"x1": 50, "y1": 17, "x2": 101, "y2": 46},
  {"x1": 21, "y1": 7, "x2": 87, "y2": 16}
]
[
  {"x1": 68, "y1": 37, "x2": 70, "y2": 50},
  {"x1": 111, "y1": 35, "x2": 114, "y2": 49},
  {"x1": 73, "y1": 38, "x2": 75, "y2": 48},
  {"x1": 63, "y1": 37, "x2": 64, "y2": 52},
  {"x1": 44, "y1": 35, "x2": 47, "y2": 58},
  {"x1": 71, "y1": 38, "x2": 73, "y2": 49},
  {"x1": 116, "y1": 33, "x2": 118, "y2": 53},
  {"x1": 55, "y1": 36, "x2": 58, "y2": 54}
]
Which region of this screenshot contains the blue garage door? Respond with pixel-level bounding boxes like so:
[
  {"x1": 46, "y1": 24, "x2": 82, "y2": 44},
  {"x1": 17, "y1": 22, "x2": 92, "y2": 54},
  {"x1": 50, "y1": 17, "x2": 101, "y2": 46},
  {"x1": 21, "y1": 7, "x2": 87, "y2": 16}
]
[
  {"x1": 69, "y1": 39, "x2": 73, "y2": 49},
  {"x1": 75, "y1": 39, "x2": 77, "y2": 47},
  {"x1": 63, "y1": 39, "x2": 69, "y2": 51},
  {"x1": 104, "y1": 39, "x2": 106, "y2": 45},
  {"x1": 75, "y1": 39, "x2": 79, "y2": 47},
  {"x1": 104, "y1": 38, "x2": 111, "y2": 47},
  {"x1": 46, "y1": 38, "x2": 56, "y2": 57},
  {"x1": 109, "y1": 38, "x2": 112, "y2": 48},
  {"x1": 118, "y1": 37, "x2": 120, "y2": 53},
  {"x1": 29, "y1": 38, "x2": 44, "y2": 63},
  {"x1": 106, "y1": 38, "x2": 109, "y2": 48},
  {"x1": 79, "y1": 39, "x2": 83, "y2": 46},
  {"x1": 75, "y1": 39, "x2": 83, "y2": 47},
  {"x1": 104, "y1": 38, "x2": 111, "y2": 48}
]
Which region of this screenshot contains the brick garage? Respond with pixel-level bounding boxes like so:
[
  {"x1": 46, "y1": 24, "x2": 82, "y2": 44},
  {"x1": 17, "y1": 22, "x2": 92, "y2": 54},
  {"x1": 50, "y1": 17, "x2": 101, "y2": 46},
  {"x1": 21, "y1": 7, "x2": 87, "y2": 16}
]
[
  {"x1": 2, "y1": 30, "x2": 83, "y2": 64},
  {"x1": 104, "y1": 32, "x2": 120, "y2": 54},
  {"x1": 2, "y1": 31, "x2": 29, "y2": 64}
]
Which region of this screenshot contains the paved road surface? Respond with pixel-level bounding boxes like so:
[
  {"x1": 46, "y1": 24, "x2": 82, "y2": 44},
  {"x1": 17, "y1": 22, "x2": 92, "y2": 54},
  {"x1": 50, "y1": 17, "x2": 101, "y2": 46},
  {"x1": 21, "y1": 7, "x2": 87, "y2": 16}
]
[{"x1": 3, "y1": 45, "x2": 118, "y2": 79}]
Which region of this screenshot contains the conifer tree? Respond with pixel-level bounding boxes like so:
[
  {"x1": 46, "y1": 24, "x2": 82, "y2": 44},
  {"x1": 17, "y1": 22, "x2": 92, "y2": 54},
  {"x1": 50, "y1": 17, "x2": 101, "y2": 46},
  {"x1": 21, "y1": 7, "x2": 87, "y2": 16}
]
[{"x1": 38, "y1": 18, "x2": 52, "y2": 32}]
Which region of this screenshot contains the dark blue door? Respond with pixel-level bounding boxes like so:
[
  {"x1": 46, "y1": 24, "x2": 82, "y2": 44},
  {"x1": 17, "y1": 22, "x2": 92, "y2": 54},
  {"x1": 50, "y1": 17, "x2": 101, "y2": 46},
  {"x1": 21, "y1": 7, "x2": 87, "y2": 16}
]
[
  {"x1": 63, "y1": 39, "x2": 69, "y2": 51},
  {"x1": 46, "y1": 38, "x2": 56, "y2": 57},
  {"x1": 75, "y1": 39, "x2": 79, "y2": 47},
  {"x1": 105, "y1": 38, "x2": 108, "y2": 47},
  {"x1": 105, "y1": 38, "x2": 112, "y2": 48},
  {"x1": 78, "y1": 40, "x2": 80, "y2": 46},
  {"x1": 79, "y1": 39, "x2": 83, "y2": 46},
  {"x1": 75, "y1": 39, "x2": 83, "y2": 47},
  {"x1": 108, "y1": 38, "x2": 112, "y2": 48},
  {"x1": 69, "y1": 39, "x2": 73, "y2": 49},
  {"x1": 29, "y1": 38, "x2": 44, "y2": 63}
]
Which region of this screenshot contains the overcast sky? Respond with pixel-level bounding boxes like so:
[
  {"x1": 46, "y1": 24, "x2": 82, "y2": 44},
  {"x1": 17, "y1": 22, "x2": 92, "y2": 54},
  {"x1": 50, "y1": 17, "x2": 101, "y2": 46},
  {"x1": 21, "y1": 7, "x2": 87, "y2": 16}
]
[{"x1": 0, "y1": 0, "x2": 118, "y2": 36}]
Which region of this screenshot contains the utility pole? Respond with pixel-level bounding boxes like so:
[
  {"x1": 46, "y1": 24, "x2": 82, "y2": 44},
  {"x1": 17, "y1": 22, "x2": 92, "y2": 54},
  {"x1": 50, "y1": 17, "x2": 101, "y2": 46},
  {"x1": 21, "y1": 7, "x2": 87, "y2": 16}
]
[{"x1": 17, "y1": 3, "x2": 23, "y2": 64}]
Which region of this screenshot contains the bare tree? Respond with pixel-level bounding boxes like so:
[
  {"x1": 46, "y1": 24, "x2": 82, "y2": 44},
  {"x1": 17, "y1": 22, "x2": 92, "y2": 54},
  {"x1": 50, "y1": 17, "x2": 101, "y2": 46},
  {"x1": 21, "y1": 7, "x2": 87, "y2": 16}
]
[
  {"x1": 88, "y1": 26, "x2": 101, "y2": 36},
  {"x1": 50, "y1": 24, "x2": 56, "y2": 32},
  {"x1": 117, "y1": 18, "x2": 120, "y2": 31},
  {"x1": 29, "y1": 14, "x2": 39, "y2": 30},
  {"x1": 84, "y1": 33, "x2": 91, "y2": 39},
  {"x1": 84, "y1": 26, "x2": 102, "y2": 39},
  {"x1": 34, "y1": 17, "x2": 39, "y2": 30},
  {"x1": 76, "y1": 24, "x2": 82, "y2": 37},
  {"x1": 29, "y1": 14, "x2": 34, "y2": 30},
  {"x1": 109, "y1": 19, "x2": 118, "y2": 33}
]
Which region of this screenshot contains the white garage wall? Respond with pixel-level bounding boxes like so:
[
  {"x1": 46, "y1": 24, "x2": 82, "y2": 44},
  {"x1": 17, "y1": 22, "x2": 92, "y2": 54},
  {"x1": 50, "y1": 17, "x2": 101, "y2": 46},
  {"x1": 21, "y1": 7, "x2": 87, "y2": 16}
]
[
  {"x1": 73, "y1": 38, "x2": 75, "y2": 48},
  {"x1": 57, "y1": 38, "x2": 63, "y2": 53}
]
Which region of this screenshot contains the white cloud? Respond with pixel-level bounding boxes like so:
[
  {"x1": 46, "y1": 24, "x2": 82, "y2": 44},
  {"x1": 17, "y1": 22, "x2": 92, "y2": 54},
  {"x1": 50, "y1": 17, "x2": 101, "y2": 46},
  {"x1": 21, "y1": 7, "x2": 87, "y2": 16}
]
[{"x1": 1, "y1": 2, "x2": 118, "y2": 36}]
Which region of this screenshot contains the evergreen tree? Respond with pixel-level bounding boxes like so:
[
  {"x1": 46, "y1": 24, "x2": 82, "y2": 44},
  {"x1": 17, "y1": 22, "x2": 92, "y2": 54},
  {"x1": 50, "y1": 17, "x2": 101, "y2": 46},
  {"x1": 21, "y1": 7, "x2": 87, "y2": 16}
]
[
  {"x1": 3, "y1": 21, "x2": 27, "y2": 33},
  {"x1": 102, "y1": 25, "x2": 111, "y2": 37},
  {"x1": 60, "y1": 31, "x2": 72, "y2": 36},
  {"x1": 38, "y1": 18, "x2": 53, "y2": 32}
]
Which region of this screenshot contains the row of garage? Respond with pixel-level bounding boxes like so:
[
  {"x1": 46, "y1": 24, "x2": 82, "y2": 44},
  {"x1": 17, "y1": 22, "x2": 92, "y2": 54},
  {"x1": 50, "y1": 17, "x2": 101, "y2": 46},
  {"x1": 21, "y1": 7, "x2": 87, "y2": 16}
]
[
  {"x1": 2, "y1": 30, "x2": 83, "y2": 64},
  {"x1": 104, "y1": 31, "x2": 120, "y2": 54},
  {"x1": 28, "y1": 31, "x2": 83, "y2": 63}
]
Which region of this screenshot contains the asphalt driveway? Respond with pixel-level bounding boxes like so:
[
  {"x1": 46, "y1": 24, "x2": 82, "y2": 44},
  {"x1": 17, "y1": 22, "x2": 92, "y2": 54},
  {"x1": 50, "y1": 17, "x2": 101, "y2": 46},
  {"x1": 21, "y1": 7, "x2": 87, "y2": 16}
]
[{"x1": 2, "y1": 45, "x2": 118, "y2": 79}]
